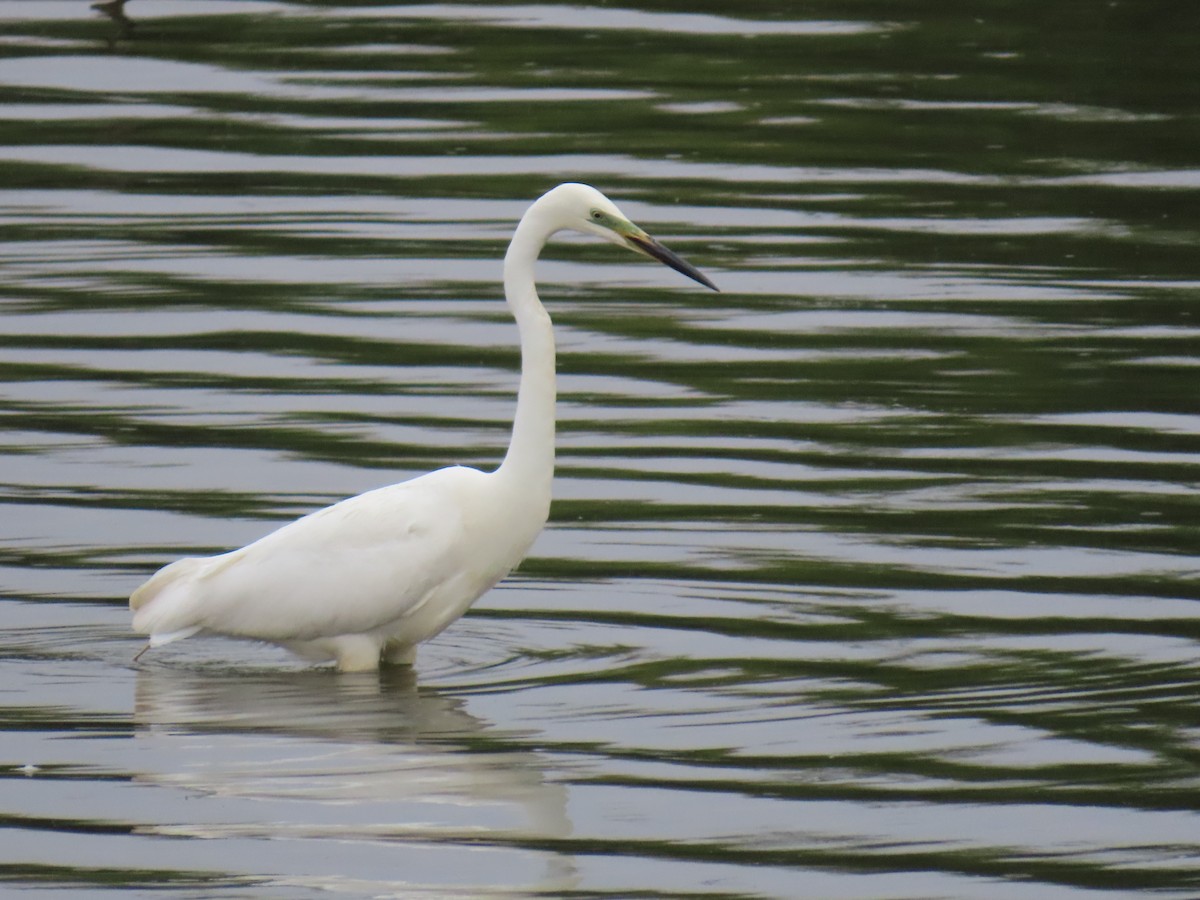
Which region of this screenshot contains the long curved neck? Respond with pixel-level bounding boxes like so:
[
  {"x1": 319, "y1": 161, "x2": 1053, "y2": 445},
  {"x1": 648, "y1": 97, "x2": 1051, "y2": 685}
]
[{"x1": 494, "y1": 207, "x2": 557, "y2": 496}]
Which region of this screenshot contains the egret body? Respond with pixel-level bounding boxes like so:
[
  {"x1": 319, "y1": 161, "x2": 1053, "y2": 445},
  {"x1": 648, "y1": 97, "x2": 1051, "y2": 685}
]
[{"x1": 130, "y1": 183, "x2": 718, "y2": 671}]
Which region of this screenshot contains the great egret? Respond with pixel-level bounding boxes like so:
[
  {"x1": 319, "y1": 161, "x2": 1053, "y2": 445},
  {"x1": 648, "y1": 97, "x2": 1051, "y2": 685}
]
[{"x1": 131, "y1": 183, "x2": 718, "y2": 671}]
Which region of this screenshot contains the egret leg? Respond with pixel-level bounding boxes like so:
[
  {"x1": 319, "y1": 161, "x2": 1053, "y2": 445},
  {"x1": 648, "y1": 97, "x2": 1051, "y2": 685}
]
[
  {"x1": 332, "y1": 634, "x2": 385, "y2": 672},
  {"x1": 382, "y1": 642, "x2": 416, "y2": 667}
]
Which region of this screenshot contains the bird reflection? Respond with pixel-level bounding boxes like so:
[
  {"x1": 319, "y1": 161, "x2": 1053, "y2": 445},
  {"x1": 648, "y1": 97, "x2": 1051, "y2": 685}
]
[{"x1": 132, "y1": 664, "x2": 576, "y2": 894}]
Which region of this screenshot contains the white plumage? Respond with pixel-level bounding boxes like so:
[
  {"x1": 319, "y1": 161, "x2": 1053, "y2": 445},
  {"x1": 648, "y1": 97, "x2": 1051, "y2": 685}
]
[{"x1": 131, "y1": 183, "x2": 717, "y2": 671}]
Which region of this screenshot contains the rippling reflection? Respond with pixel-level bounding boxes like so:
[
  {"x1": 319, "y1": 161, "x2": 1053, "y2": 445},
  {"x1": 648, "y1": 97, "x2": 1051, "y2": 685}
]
[
  {"x1": 132, "y1": 665, "x2": 577, "y2": 896},
  {"x1": 1, "y1": 0, "x2": 1199, "y2": 897}
]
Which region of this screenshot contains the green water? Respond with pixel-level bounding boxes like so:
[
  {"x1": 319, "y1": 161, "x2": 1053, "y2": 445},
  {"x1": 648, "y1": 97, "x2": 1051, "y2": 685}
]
[{"x1": 1, "y1": 2, "x2": 1198, "y2": 897}]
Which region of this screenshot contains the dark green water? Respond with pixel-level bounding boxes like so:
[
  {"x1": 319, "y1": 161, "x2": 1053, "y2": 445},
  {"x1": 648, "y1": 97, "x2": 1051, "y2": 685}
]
[{"x1": 1, "y1": 2, "x2": 1198, "y2": 897}]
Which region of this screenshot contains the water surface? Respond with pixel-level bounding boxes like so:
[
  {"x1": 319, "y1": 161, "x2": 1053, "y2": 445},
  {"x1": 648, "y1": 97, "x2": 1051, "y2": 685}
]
[{"x1": 1, "y1": 2, "x2": 1198, "y2": 897}]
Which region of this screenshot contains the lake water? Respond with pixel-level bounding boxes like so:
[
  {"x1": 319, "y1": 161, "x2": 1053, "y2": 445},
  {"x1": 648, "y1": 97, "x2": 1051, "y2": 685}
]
[{"x1": 1, "y1": 2, "x2": 1198, "y2": 897}]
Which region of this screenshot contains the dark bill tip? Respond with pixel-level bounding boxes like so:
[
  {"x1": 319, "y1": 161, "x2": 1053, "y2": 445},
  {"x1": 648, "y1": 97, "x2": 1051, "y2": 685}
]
[{"x1": 628, "y1": 234, "x2": 720, "y2": 292}]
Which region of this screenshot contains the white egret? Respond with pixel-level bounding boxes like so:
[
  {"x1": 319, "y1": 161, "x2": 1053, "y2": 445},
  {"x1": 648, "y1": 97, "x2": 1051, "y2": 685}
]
[{"x1": 130, "y1": 183, "x2": 718, "y2": 671}]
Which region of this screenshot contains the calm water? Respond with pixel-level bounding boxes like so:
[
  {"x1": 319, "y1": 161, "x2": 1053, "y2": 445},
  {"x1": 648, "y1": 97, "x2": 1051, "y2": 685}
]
[{"x1": 2, "y1": 2, "x2": 1199, "y2": 897}]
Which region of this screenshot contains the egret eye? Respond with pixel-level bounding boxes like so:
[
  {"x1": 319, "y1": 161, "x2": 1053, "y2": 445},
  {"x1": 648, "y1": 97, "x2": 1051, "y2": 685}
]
[{"x1": 590, "y1": 210, "x2": 604, "y2": 222}]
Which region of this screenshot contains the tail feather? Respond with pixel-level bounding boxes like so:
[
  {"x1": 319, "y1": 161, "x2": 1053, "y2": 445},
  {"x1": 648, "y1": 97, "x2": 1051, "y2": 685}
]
[
  {"x1": 148, "y1": 625, "x2": 203, "y2": 647},
  {"x1": 130, "y1": 556, "x2": 212, "y2": 640}
]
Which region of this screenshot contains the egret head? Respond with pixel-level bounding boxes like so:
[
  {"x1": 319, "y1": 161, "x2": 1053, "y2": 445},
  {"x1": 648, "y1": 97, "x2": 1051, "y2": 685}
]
[{"x1": 541, "y1": 183, "x2": 719, "y2": 292}]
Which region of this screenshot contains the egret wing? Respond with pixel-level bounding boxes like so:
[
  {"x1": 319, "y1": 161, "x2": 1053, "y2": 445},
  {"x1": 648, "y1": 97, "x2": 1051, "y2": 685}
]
[{"x1": 132, "y1": 467, "x2": 484, "y2": 643}]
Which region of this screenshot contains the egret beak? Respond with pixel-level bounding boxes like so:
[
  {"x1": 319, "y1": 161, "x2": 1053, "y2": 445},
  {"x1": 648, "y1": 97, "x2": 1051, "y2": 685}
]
[{"x1": 625, "y1": 231, "x2": 719, "y2": 292}]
